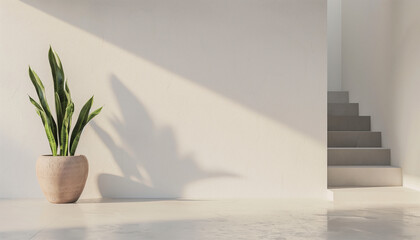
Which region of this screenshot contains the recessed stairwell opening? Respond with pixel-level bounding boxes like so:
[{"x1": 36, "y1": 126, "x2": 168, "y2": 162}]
[{"x1": 327, "y1": 91, "x2": 402, "y2": 188}]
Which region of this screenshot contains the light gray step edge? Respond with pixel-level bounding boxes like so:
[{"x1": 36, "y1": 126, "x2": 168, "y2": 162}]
[{"x1": 328, "y1": 166, "x2": 402, "y2": 187}]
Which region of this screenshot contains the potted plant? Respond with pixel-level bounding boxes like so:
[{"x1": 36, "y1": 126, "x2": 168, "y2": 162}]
[{"x1": 28, "y1": 47, "x2": 102, "y2": 203}]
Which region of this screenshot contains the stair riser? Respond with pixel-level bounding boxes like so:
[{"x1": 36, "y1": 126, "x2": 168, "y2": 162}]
[
  {"x1": 328, "y1": 116, "x2": 371, "y2": 131},
  {"x1": 328, "y1": 167, "x2": 402, "y2": 187},
  {"x1": 328, "y1": 103, "x2": 359, "y2": 116},
  {"x1": 328, "y1": 131, "x2": 381, "y2": 147},
  {"x1": 328, "y1": 92, "x2": 349, "y2": 103},
  {"x1": 328, "y1": 149, "x2": 390, "y2": 165}
]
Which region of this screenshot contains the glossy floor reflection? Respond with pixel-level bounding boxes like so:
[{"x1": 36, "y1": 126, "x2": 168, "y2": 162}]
[{"x1": 2, "y1": 188, "x2": 420, "y2": 239}]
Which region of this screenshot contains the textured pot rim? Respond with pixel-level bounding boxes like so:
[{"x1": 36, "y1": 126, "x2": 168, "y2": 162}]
[{"x1": 39, "y1": 155, "x2": 86, "y2": 158}]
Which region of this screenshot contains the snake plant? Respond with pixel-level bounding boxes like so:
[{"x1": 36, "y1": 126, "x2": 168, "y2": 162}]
[{"x1": 28, "y1": 47, "x2": 102, "y2": 156}]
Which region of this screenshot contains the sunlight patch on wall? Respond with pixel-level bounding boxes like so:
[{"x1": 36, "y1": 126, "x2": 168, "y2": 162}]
[{"x1": 1, "y1": 0, "x2": 327, "y2": 199}]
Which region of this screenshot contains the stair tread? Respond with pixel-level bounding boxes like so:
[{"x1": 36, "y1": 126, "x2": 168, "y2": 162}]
[
  {"x1": 327, "y1": 103, "x2": 358, "y2": 106},
  {"x1": 328, "y1": 187, "x2": 420, "y2": 203},
  {"x1": 328, "y1": 102, "x2": 356, "y2": 104},
  {"x1": 328, "y1": 103, "x2": 358, "y2": 106},
  {"x1": 329, "y1": 115, "x2": 370, "y2": 117},
  {"x1": 328, "y1": 165, "x2": 399, "y2": 168},
  {"x1": 328, "y1": 131, "x2": 381, "y2": 133},
  {"x1": 328, "y1": 92, "x2": 349, "y2": 103},
  {"x1": 328, "y1": 147, "x2": 388, "y2": 149}
]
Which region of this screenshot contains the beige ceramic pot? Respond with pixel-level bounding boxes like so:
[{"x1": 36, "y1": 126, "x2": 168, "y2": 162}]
[{"x1": 36, "y1": 155, "x2": 88, "y2": 204}]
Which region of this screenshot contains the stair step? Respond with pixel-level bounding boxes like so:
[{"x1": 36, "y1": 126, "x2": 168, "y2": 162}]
[
  {"x1": 329, "y1": 187, "x2": 420, "y2": 203},
  {"x1": 328, "y1": 91, "x2": 349, "y2": 103},
  {"x1": 328, "y1": 131, "x2": 381, "y2": 147},
  {"x1": 328, "y1": 148, "x2": 390, "y2": 165},
  {"x1": 328, "y1": 103, "x2": 359, "y2": 116},
  {"x1": 328, "y1": 166, "x2": 402, "y2": 188},
  {"x1": 328, "y1": 116, "x2": 371, "y2": 131}
]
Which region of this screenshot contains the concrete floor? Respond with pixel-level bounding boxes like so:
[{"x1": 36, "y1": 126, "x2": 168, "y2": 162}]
[{"x1": 2, "y1": 187, "x2": 420, "y2": 240}]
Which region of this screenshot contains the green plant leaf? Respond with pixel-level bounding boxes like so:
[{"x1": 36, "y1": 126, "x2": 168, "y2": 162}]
[
  {"x1": 55, "y1": 93, "x2": 62, "y2": 146},
  {"x1": 65, "y1": 80, "x2": 71, "y2": 98},
  {"x1": 29, "y1": 96, "x2": 43, "y2": 111},
  {"x1": 29, "y1": 47, "x2": 101, "y2": 156},
  {"x1": 69, "y1": 96, "x2": 93, "y2": 155},
  {"x1": 48, "y1": 46, "x2": 65, "y2": 87},
  {"x1": 70, "y1": 106, "x2": 103, "y2": 156},
  {"x1": 87, "y1": 107, "x2": 103, "y2": 122},
  {"x1": 29, "y1": 96, "x2": 58, "y2": 155},
  {"x1": 64, "y1": 81, "x2": 73, "y2": 140},
  {"x1": 49, "y1": 47, "x2": 68, "y2": 145},
  {"x1": 28, "y1": 67, "x2": 58, "y2": 153},
  {"x1": 35, "y1": 109, "x2": 57, "y2": 156},
  {"x1": 49, "y1": 47, "x2": 67, "y2": 109},
  {"x1": 60, "y1": 101, "x2": 74, "y2": 156},
  {"x1": 69, "y1": 132, "x2": 82, "y2": 156}
]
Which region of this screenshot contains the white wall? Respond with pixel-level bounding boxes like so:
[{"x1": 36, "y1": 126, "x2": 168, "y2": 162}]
[
  {"x1": 0, "y1": 0, "x2": 327, "y2": 199},
  {"x1": 327, "y1": 0, "x2": 342, "y2": 91},
  {"x1": 342, "y1": 0, "x2": 420, "y2": 190},
  {"x1": 342, "y1": 0, "x2": 394, "y2": 123}
]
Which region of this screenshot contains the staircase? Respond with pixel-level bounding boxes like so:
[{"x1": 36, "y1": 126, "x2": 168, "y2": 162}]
[{"x1": 327, "y1": 91, "x2": 402, "y2": 188}]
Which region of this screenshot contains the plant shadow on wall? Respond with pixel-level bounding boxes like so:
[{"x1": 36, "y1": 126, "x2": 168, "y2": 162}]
[{"x1": 91, "y1": 75, "x2": 236, "y2": 198}]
